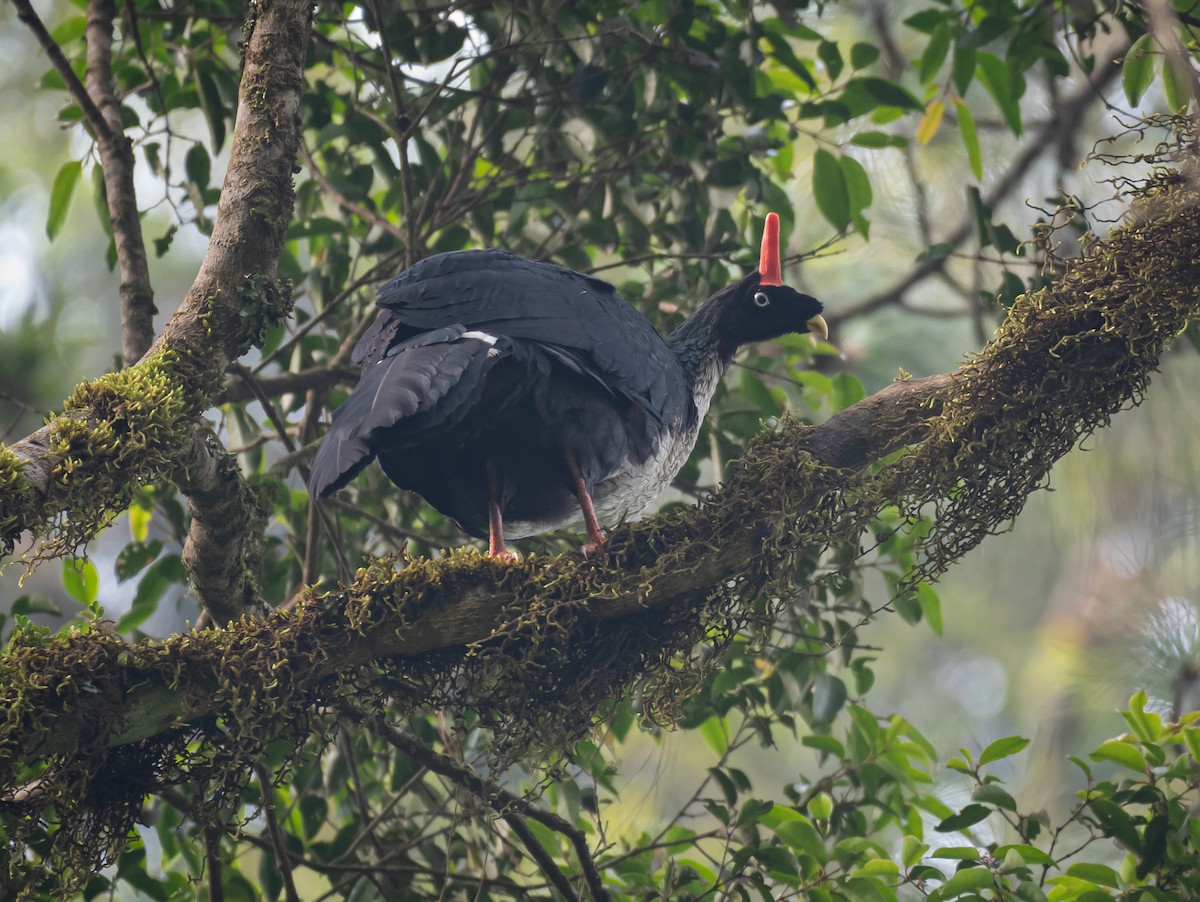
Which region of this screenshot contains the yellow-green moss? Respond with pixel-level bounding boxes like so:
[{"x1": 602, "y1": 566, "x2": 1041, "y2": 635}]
[
  {"x1": 1, "y1": 344, "x2": 209, "y2": 564},
  {"x1": 0, "y1": 446, "x2": 35, "y2": 552},
  {"x1": 7, "y1": 155, "x2": 1200, "y2": 896}
]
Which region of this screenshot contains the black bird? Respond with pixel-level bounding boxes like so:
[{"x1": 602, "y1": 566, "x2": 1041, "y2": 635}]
[{"x1": 309, "y1": 214, "x2": 827, "y2": 557}]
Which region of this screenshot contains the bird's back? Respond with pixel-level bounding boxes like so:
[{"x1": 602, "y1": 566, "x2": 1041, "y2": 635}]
[{"x1": 355, "y1": 250, "x2": 690, "y2": 427}]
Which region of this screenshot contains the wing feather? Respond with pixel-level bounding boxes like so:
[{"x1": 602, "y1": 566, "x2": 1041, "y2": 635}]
[{"x1": 309, "y1": 329, "x2": 503, "y2": 498}]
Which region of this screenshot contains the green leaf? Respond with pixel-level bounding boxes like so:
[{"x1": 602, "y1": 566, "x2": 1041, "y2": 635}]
[
  {"x1": 117, "y1": 555, "x2": 185, "y2": 633},
  {"x1": 840, "y1": 155, "x2": 873, "y2": 238},
  {"x1": 852, "y1": 858, "x2": 899, "y2": 878},
  {"x1": 1162, "y1": 54, "x2": 1192, "y2": 113},
  {"x1": 196, "y1": 62, "x2": 227, "y2": 152},
  {"x1": 954, "y1": 99, "x2": 982, "y2": 180},
  {"x1": 994, "y1": 844, "x2": 1056, "y2": 866},
  {"x1": 709, "y1": 767, "x2": 739, "y2": 807},
  {"x1": 1065, "y1": 862, "x2": 1121, "y2": 888},
  {"x1": 808, "y1": 792, "x2": 834, "y2": 821},
  {"x1": 50, "y1": 15, "x2": 88, "y2": 45},
  {"x1": 858, "y1": 77, "x2": 922, "y2": 110},
  {"x1": 11, "y1": 594, "x2": 63, "y2": 617},
  {"x1": 811, "y1": 672, "x2": 848, "y2": 724},
  {"x1": 812, "y1": 149, "x2": 850, "y2": 230},
  {"x1": 1122, "y1": 33, "x2": 1157, "y2": 107},
  {"x1": 698, "y1": 716, "x2": 729, "y2": 755},
  {"x1": 115, "y1": 540, "x2": 164, "y2": 582},
  {"x1": 951, "y1": 46, "x2": 976, "y2": 95},
  {"x1": 739, "y1": 370, "x2": 780, "y2": 415},
  {"x1": 919, "y1": 24, "x2": 952, "y2": 83},
  {"x1": 1090, "y1": 739, "x2": 1147, "y2": 772},
  {"x1": 850, "y1": 130, "x2": 906, "y2": 149},
  {"x1": 1086, "y1": 798, "x2": 1142, "y2": 853},
  {"x1": 976, "y1": 52, "x2": 1023, "y2": 135},
  {"x1": 1183, "y1": 726, "x2": 1200, "y2": 764},
  {"x1": 971, "y1": 784, "x2": 1016, "y2": 811},
  {"x1": 935, "y1": 804, "x2": 991, "y2": 833},
  {"x1": 978, "y1": 735, "x2": 1029, "y2": 766},
  {"x1": 818, "y1": 40, "x2": 844, "y2": 82},
  {"x1": 802, "y1": 734, "x2": 845, "y2": 758},
  {"x1": 831, "y1": 373, "x2": 867, "y2": 411},
  {"x1": 901, "y1": 835, "x2": 929, "y2": 868},
  {"x1": 940, "y1": 866, "x2": 995, "y2": 895},
  {"x1": 129, "y1": 502, "x2": 152, "y2": 543},
  {"x1": 92, "y1": 162, "x2": 112, "y2": 239},
  {"x1": 185, "y1": 143, "x2": 211, "y2": 190},
  {"x1": 929, "y1": 846, "x2": 981, "y2": 860},
  {"x1": 850, "y1": 43, "x2": 880, "y2": 71},
  {"x1": 917, "y1": 584, "x2": 943, "y2": 636},
  {"x1": 771, "y1": 817, "x2": 827, "y2": 862},
  {"x1": 62, "y1": 558, "x2": 99, "y2": 606},
  {"x1": 1122, "y1": 689, "x2": 1157, "y2": 742},
  {"x1": 47, "y1": 160, "x2": 82, "y2": 240},
  {"x1": 903, "y1": 10, "x2": 947, "y2": 34}
]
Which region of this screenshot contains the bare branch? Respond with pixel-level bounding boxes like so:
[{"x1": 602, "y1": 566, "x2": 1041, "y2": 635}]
[
  {"x1": 86, "y1": 0, "x2": 157, "y2": 364},
  {"x1": 251, "y1": 762, "x2": 301, "y2": 902},
  {"x1": 0, "y1": 0, "x2": 312, "y2": 618},
  {"x1": 10, "y1": 0, "x2": 113, "y2": 144},
  {"x1": 829, "y1": 48, "x2": 1125, "y2": 328},
  {"x1": 367, "y1": 720, "x2": 609, "y2": 902}
]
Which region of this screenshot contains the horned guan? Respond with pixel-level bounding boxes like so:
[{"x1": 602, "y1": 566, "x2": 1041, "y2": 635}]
[{"x1": 309, "y1": 214, "x2": 827, "y2": 556}]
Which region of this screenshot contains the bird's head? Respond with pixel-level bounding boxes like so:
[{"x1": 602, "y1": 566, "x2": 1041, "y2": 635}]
[{"x1": 712, "y1": 213, "x2": 827, "y2": 359}]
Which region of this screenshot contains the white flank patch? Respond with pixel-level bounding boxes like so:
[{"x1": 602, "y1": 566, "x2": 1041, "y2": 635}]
[{"x1": 462, "y1": 330, "x2": 498, "y2": 345}]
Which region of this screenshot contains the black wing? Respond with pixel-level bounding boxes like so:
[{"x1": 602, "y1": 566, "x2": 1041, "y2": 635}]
[
  {"x1": 352, "y1": 250, "x2": 690, "y2": 427},
  {"x1": 309, "y1": 326, "x2": 512, "y2": 498}
]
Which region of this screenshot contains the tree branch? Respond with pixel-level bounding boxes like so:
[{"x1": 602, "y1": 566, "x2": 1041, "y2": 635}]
[
  {"x1": 828, "y1": 46, "x2": 1124, "y2": 327},
  {"x1": 10, "y1": 0, "x2": 113, "y2": 145},
  {"x1": 5, "y1": 367, "x2": 952, "y2": 770},
  {"x1": 367, "y1": 720, "x2": 610, "y2": 901},
  {"x1": 86, "y1": 0, "x2": 157, "y2": 365},
  {"x1": 218, "y1": 364, "x2": 356, "y2": 405},
  {"x1": 7, "y1": 154, "x2": 1199, "y2": 792},
  {"x1": 0, "y1": 0, "x2": 312, "y2": 616}
]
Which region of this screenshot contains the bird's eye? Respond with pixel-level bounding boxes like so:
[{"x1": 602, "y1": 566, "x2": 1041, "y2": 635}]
[{"x1": 753, "y1": 291, "x2": 770, "y2": 308}]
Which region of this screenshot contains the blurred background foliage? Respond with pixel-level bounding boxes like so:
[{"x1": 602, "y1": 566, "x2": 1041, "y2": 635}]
[{"x1": 4, "y1": 0, "x2": 1200, "y2": 898}]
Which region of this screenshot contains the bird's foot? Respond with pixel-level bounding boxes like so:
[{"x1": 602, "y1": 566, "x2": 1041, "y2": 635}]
[
  {"x1": 490, "y1": 549, "x2": 520, "y2": 563},
  {"x1": 581, "y1": 539, "x2": 605, "y2": 558}
]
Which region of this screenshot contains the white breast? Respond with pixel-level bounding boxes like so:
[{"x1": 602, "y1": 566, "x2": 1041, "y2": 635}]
[{"x1": 505, "y1": 351, "x2": 725, "y2": 540}]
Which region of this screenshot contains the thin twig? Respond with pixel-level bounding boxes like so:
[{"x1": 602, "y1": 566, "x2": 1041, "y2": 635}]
[
  {"x1": 364, "y1": 719, "x2": 610, "y2": 902},
  {"x1": 10, "y1": 0, "x2": 113, "y2": 142},
  {"x1": 205, "y1": 826, "x2": 224, "y2": 902},
  {"x1": 503, "y1": 813, "x2": 580, "y2": 901},
  {"x1": 251, "y1": 761, "x2": 301, "y2": 902},
  {"x1": 86, "y1": 0, "x2": 157, "y2": 364}
]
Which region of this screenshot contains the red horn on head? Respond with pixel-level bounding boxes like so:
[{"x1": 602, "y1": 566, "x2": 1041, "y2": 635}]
[{"x1": 758, "y1": 212, "x2": 782, "y2": 286}]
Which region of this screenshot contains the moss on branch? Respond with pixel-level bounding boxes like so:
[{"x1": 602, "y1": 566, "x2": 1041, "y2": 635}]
[
  {"x1": 0, "y1": 345, "x2": 215, "y2": 561},
  {"x1": 4, "y1": 159, "x2": 1200, "y2": 896}
]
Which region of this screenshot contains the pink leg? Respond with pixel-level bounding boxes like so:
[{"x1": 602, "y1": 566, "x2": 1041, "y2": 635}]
[
  {"x1": 485, "y1": 459, "x2": 517, "y2": 561},
  {"x1": 567, "y1": 452, "x2": 606, "y2": 556}
]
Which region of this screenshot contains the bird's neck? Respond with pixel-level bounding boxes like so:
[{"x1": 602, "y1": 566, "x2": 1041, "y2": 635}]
[{"x1": 667, "y1": 293, "x2": 734, "y2": 412}]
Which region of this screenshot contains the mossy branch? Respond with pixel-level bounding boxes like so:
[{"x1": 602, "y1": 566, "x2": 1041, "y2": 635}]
[
  {"x1": 0, "y1": 1, "x2": 310, "y2": 612},
  {"x1": 6, "y1": 165, "x2": 1200, "y2": 892}
]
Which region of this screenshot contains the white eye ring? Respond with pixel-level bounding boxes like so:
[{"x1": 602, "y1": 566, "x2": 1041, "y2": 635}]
[{"x1": 753, "y1": 291, "x2": 770, "y2": 307}]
